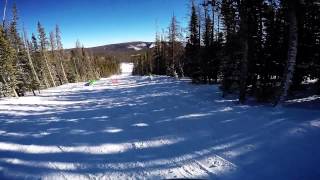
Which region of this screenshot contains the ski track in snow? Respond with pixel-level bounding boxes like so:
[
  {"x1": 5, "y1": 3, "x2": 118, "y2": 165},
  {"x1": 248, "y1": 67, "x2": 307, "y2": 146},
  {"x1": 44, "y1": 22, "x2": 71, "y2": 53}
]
[{"x1": 0, "y1": 63, "x2": 320, "y2": 179}]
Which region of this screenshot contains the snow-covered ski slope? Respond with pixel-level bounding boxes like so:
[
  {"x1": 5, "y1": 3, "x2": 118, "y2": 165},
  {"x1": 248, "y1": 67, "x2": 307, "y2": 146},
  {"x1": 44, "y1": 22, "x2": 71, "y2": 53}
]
[{"x1": 0, "y1": 63, "x2": 320, "y2": 179}]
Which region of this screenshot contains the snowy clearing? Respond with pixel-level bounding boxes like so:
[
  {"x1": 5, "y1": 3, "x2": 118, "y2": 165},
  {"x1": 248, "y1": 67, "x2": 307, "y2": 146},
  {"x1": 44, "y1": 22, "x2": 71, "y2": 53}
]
[{"x1": 0, "y1": 63, "x2": 320, "y2": 179}]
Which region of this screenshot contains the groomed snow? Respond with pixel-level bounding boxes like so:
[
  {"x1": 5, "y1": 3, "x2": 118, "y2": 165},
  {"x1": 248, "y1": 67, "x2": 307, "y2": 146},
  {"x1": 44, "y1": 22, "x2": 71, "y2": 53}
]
[
  {"x1": 120, "y1": 63, "x2": 134, "y2": 75},
  {"x1": 0, "y1": 63, "x2": 320, "y2": 179}
]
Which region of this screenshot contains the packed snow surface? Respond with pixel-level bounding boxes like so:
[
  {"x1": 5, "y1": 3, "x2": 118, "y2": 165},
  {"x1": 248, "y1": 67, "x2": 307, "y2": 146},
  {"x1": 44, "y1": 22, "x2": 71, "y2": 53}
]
[
  {"x1": 120, "y1": 63, "x2": 133, "y2": 75},
  {"x1": 0, "y1": 63, "x2": 320, "y2": 179}
]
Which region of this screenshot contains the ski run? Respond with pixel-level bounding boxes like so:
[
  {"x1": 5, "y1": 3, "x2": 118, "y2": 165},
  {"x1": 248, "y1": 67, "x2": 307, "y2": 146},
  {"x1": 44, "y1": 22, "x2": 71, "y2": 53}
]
[{"x1": 0, "y1": 63, "x2": 320, "y2": 180}]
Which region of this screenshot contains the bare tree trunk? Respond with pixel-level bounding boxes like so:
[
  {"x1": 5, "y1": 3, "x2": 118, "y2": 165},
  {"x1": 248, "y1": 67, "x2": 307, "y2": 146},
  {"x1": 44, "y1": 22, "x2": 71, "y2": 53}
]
[
  {"x1": 178, "y1": 61, "x2": 184, "y2": 78},
  {"x1": 2, "y1": 0, "x2": 7, "y2": 27},
  {"x1": 211, "y1": 0, "x2": 215, "y2": 44},
  {"x1": 32, "y1": 89, "x2": 36, "y2": 96},
  {"x1": 1, "y1": 75, "x2": 18, "y2": 97},
  {"x1": 172, "y1": 42, "x2": 175, "y2": 76},
  {"x1": 73, "y1": 58, "x2": 79, "y2": 82},
  {"x1": 239, "y1": 39, "x2": 248, "y2": 103},
  {"x1": 198, "y1": 6, "x2": 202, "y2": 49},
  {"x1": 12, "y1": 87, "x2": 18, "y2": 97},
  {"x1": 239, "y1": 0, "x2": 249, "y2": 104},
  {"x1": 23, "y1": 29, "x2": 41, "y2": 86},
  {"x1": 44, "y1": 53, "x2": 56, "y2": 87},
  {"x1": 43, "y1": 76, "x2": 49, "y2": 88},
  {"x1": 60, "y1": 60, "x2": 68, "y2": 83},
  {"x1": 276, "y1": 0, "x2": 299, "y2": 105}
]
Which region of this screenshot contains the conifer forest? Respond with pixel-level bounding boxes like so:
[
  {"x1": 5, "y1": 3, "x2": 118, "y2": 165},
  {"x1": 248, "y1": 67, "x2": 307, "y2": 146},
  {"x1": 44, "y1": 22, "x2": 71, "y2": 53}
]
[
  {"x1": 133, "y1": 0, "x2": 319, "y2": 105},
  {"x1": 0, "y1": 4, "x2": 120, "y2": 98}
]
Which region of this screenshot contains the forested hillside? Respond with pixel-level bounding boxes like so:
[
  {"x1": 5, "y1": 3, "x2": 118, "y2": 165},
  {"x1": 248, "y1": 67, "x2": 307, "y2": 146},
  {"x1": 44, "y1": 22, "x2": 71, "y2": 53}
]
[
  {"x1": 80, "y1": 41, "x2": 154, "y2": 61},
  {"x1": 0, "y1": 4, "x2": 120, "y2": 98}
]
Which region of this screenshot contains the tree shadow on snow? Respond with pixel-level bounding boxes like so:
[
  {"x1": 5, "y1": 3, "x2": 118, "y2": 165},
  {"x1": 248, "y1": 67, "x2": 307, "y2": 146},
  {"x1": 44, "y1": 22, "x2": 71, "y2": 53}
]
[{"x1": 0, "y1": 76, "x2": 320, "y2": 179}]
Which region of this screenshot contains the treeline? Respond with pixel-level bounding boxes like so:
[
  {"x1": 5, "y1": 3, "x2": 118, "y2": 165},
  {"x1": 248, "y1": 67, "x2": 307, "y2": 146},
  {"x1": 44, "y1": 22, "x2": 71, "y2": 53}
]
[
  {"x1": 133, "y1": 0, "x2": 319, "y2": 104},
  {"x1": 0, "y1": 4, "x2": 120, "y2": 97}
]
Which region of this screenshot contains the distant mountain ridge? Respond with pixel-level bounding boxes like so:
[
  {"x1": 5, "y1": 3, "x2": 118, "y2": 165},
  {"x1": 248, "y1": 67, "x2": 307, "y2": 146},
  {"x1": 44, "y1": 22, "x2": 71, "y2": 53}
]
[{"x1": 82, "y1": 41, "x2": 154, "y2": 61}]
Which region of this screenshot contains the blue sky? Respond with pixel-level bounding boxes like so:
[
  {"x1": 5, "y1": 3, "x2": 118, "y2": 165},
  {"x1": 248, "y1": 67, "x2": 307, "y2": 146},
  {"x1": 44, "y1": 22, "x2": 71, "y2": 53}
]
[{"x1": 1, "y1": 0, "x2": 190, "y2": 48}]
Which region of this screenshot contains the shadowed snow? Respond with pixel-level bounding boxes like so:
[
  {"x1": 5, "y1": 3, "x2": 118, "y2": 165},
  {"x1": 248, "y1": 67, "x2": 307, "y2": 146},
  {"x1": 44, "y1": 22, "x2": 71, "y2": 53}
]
[{"x1": 0, "y1": 63, "x2": 320, "y2": 179}]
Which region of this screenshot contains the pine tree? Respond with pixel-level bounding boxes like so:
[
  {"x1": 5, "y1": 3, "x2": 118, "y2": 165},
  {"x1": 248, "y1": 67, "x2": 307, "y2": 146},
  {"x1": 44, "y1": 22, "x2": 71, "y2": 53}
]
[
  {"x1": 201, "y1": 1, "x2": 213, "y2": 83},
  {"x1": 276, "y1": 0, "x2": 300, "y2": 105},
  {"x1": 0, "y1": 26, "x2": 18, "y2": 97},
  {"x1": 22, "y1": 28, "x2": 41, "y2": 94},
  {"x1": 9, "y1": 4, "x2": 39, "y2": 96},
  {"x1": 70, "y1": 41, "x2": 98, "y2": 81},
  {"x1": 49, "y1": 30, "x2": 64, "y2": 85},
  {"x1": 37, "y1": 22, "x2": 56, "y2": 87},
  {"x1": 55, "y1": 25, "x2": 68, "y2": 83},
  {"x1": 159, "y1": 32, "x2": 167, "y2": 75},
  {"x1": 31, "y1": 33, "x2": 49, "y2": 88},
  {"x1": 185, "y1": 1, "x2": 200, "y2": 77},
  {"x1": 167, "y1": 14, "x2": 184, "y2": 77},
  {"x1": 237, "y1": 0, "x2": 249, "y2": 104},
  {"x1": 152, "y1": 31, "x2": 162, "y2": 75},
  {"x1": 220, "y1": 0, "x2": 241, "y2": 97},
  {"x1": 70, "y1": 49, "x2": 80, "y2": 82}
]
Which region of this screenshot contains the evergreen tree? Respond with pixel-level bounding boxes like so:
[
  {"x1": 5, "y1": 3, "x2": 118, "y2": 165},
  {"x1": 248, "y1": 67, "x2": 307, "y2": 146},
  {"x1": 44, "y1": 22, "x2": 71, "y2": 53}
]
[
  {"x1": 130, "y1": 0, "x2": 320, "y2": 104},
  {"x1": 22, "y1": 28, "x2": 41, "y2": 94},
  {"x1": 167, "y1": 14, "x2": 184, "y2": 77},
  {"x1": 237, "y1": 0, "x2": 249, "y2": 104},
  {"x1": 0, "y1": 26, "x2": 18, "y2": 97},
  {"x1": 49, "y1": 30, "x2": 64, "y2": 85},
  {"x1": 55, "y1": 25, "x2": 68, "y2": 83},
  {"x1": 8, "y1": 4, "x2": 32, "y2": 96},
  {"x1": 276, "y1": 0, "x2": 302, "y2": 105},
  {"x1": 31, "y1": 33, "x2": 49, "y2": 88},
  {"x1": 220, "y1": 0, "x2": 241, "y2": 97},
  {"x1": 37, "y1": 22, "x2": 56, "y2": 87},
  {"x1": 185, "y1": 1, "x2": 200, "y2": 77},
  {"x1": 200, "y1": 1, "x2": 213, "y2": 83},
  {"x1": 152, "y1": 31, "x2": 162, "y2": 75},
  {"x1": 160, "y1": 32, "x2": 167, "y2": 75}
]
